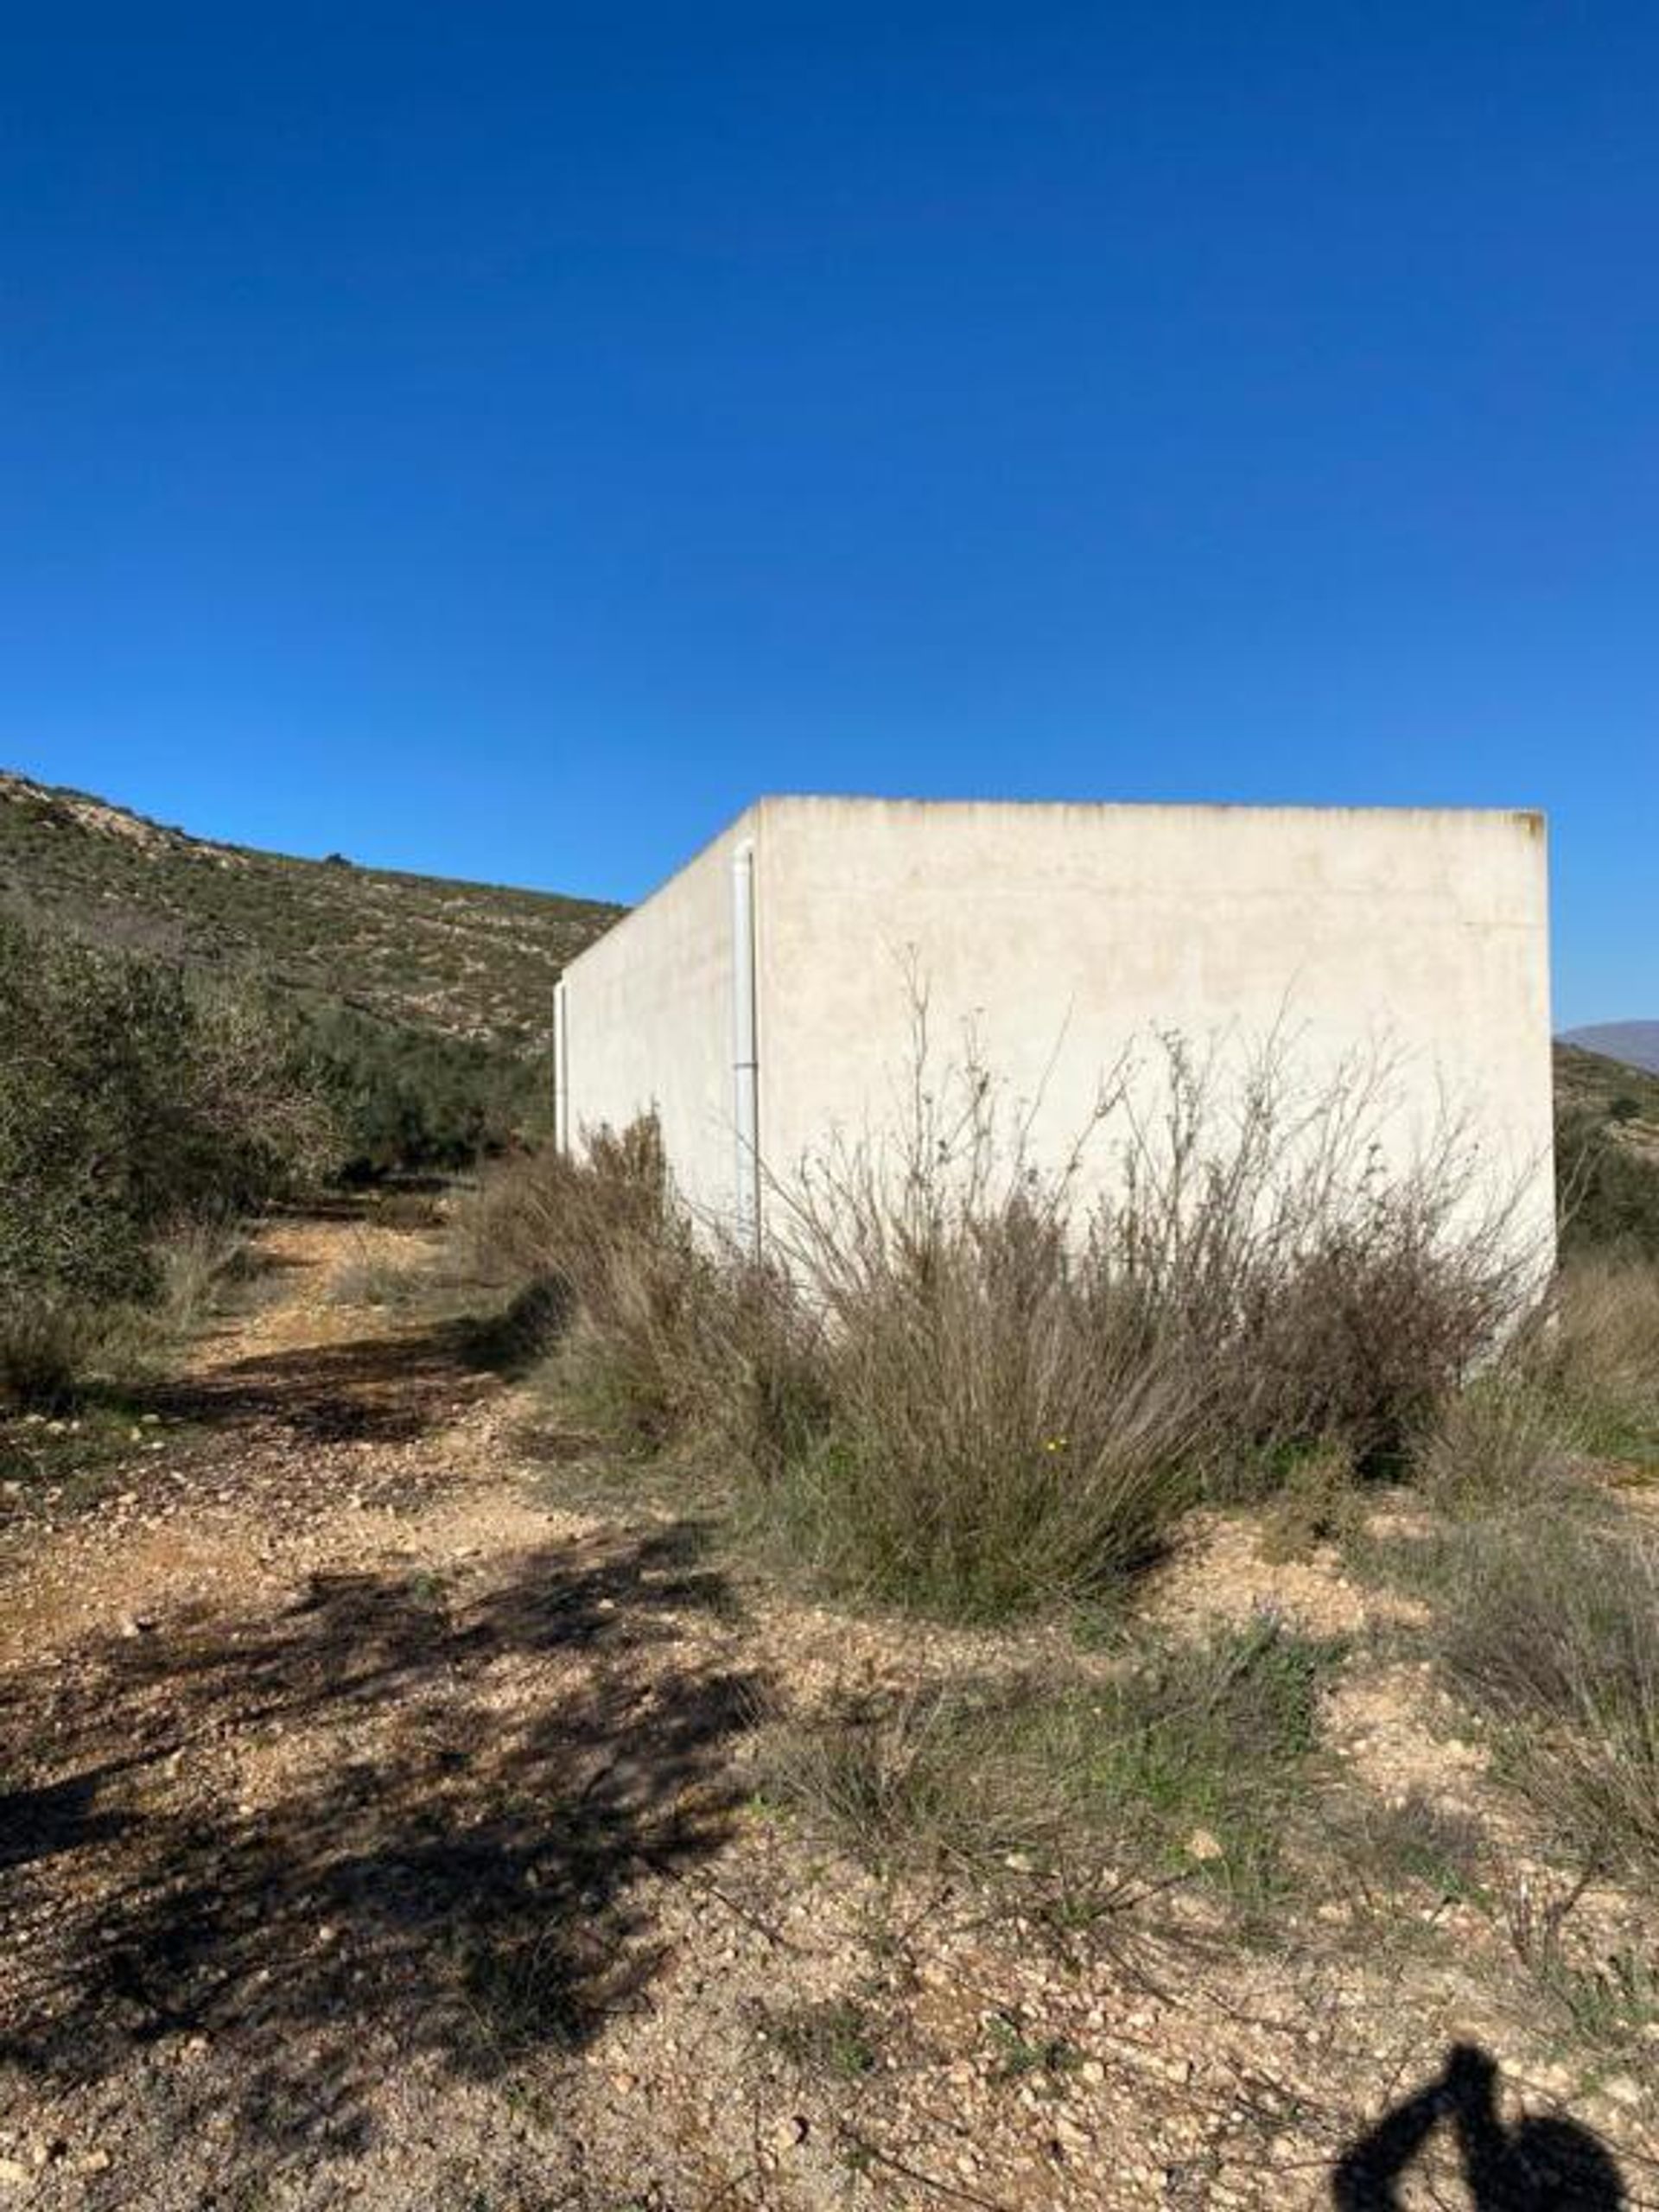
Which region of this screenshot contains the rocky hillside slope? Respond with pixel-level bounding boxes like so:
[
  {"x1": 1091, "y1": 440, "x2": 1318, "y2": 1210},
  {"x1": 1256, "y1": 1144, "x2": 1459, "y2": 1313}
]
[{"x1": 0, "y1": 769, "x2": 620, "y2": 1053}]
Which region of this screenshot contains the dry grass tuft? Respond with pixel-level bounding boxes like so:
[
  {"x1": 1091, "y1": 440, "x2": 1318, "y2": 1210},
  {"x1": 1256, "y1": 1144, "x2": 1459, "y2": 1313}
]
[
  {"x1": 327, "y1": 1230, "x2": 429, "y2": 1311},
  {"x1": 1539, "y1": 1257, "x2": 1659, "y2": 1470},
  {"x1": 1413, "y1": 1374, "x2": 1579, "y2": 1516},
  {"x1": 1259, "y1": 1443, "x2": 1363, "y2": 1561},
  {"x1": 1432, "y1": 1505, "x2": 1659, "y2": 1881},
  {"x1": 768, "y1": 1615, "x2": 1332, "y2": 1921}
]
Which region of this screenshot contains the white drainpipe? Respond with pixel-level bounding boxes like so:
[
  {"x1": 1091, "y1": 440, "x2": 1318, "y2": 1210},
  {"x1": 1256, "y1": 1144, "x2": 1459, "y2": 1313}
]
[
  {"x1": 551, "y1": 977, "x2": 569, "y2": 1156},
  {"x1": 730, "y1": 840, "x2": 760, "y2": 1254}
]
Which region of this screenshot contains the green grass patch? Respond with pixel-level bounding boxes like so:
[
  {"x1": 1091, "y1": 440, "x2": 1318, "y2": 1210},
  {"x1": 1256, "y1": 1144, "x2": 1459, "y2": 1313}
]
[{"x1": 765, "y1": 1998, "x2": 881, "y2": 2081}]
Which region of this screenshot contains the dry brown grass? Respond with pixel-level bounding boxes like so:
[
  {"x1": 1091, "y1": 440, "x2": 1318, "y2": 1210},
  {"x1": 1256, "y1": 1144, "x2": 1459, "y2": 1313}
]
[
  {"x1": 1540, "y1": 1256, "x2": 1659, "y2": 1467},
  {"x1": 1429, "y1": 1502, "x2": 1659, "y2": 1882},
  {"x1": 1413, "y1": 1374, "x2": 1578, "y2": 1516}
]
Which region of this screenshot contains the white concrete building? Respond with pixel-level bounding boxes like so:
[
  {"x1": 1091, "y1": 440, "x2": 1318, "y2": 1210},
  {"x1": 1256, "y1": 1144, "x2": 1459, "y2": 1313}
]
[{"x1": 553, "y1": 796, "x2": 1554, "y2": 1260}]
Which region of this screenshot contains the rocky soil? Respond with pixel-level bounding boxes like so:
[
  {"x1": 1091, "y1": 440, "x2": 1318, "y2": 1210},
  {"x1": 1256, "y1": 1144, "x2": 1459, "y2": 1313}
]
[{"x1": 2, "y1": 1217, "x2": 1656, "y2": 2209}]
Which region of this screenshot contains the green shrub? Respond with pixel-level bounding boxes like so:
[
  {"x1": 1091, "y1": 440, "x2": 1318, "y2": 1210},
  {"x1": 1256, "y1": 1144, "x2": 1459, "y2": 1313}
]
[
  {"x1": 765, "y1": 1999, "x2": 880, "y2": 2080},
  {"x1": 1557, "y1": 1103, "x2": 1659, "y2": 1261},
  {"x1": 1076, "y1": 1613, "x2": 1331, "y2": 1913},
  {"x1": 301, "y1": 1001, "x2": 539, "y2": 1179},
  {"x1": 0, "y1": 917, "x2": 334, "y2": 1404}
]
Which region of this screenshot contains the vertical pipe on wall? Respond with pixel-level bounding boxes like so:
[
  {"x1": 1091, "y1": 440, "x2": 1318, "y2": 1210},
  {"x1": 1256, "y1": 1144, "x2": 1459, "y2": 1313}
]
[
  {"x1": 552, "y1": 978, "x2": 569, "y2": 1156},
  {"x1": 730, "y1": 840, "x2": 760, "y2": 1254}
]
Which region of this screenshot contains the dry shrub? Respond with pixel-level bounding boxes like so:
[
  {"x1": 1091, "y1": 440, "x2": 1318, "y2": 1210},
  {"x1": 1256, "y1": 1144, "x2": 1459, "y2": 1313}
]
[
  {"x1": 1495, "y1": 1866, "x2": 1659, "y2": 2050},
  {"x1": 1096, "y1": 1033, "x2": 1537, "y2": 1477},
  {"x1": 753, "y1": 1022, "x2": 1532, "y2": 1618},
  {"x1": 372, "y1": 1188, "x2": 445, "y2": 1232},
  {"x1": 1259, "y1": 1443, "x2": 1362, "y2": 1561},
  {"x1": 454, "y1": 1117, "x2": 822, "y2": 1458},
  {"x1": 450, "y1": 1118, "x2": 673, "y2": 1296},
  {"x1": 767, "y1": 1160, "x2": 1203, "y2": 1618},
  {"x1": 454, "y1": 1118, "x2": 706, "y2": 1440},
  {"x1": 1433, "y1": 1507, "x2": 1659, "y2": 1879},
  {"x1": 1404, "y1": 1254, "x2": 1659, "y2": 1514},
  {"x1": 0, "y1": 1300, "x2": 114, "y2": 1412},
  {"x1": 1332, "y1": 1787, "x2": 1485, "y2": 1905},
  {"x1": 753, "y1": 1022, "x2": 1192, "y2": 1623},
  {"x1": 326, "y1": 1230, "x2": 426, "y2": 1311},
  {"x1": 154, "y1": 1217, "x2": 254, "y2": 1335},
  {"x1": 766, "y1": 1680, "x2": 1067, "y2": 1875},
  {"x1": 484, "y1": 1016, "x2": 1536, "y2": 1625},
  {"x1": 0, "y1": 1219, "x2": 251, "y2": 1410}
]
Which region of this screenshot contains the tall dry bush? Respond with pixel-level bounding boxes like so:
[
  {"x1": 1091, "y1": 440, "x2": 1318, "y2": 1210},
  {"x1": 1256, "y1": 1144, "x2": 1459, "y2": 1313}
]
[
  {"x1": 761, "y1": 1036, "x2": 1203, "y2": 1618},
  {"x1": 1095, "y1": 1033, "x2": 1538, "y2": 1476},
  {"x1": 1413, "y1": 1373, "x2": 1579, "y2": 1516},
  {"x1": 454, "y1": 1118, "x2": 696, "y2": 1437},
  {"x1": 497, "y1": 1009, "x2": 1538, "y2": 1624},
  {"x1": 1402, "y1": 1252, "x2": 1659, "y2": 1512},
  {"x1": 453, "y1": 1116, "x2": 676, "y2": 1297},
  {"x1": 455, "y1": 1117, "x2": 822, "y2": 1456}
]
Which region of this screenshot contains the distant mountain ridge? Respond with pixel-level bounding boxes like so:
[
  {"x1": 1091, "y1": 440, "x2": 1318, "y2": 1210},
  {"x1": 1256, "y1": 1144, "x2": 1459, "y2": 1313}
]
[
  {"x1": 0, "y1": 768, "x2": 621, "y2": 1053},
  {"x1": 1561, "y1": 1023, "x2": 1659, "y2": 1077}
]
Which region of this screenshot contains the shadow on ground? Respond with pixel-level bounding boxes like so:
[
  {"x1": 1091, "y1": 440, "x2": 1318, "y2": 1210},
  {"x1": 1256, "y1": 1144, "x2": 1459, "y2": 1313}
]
[
  {"x1": 149, "y1": 1316, "x2": 508, "y2": 1444},
  {"x1": 0, "y1": 1520, "x2": 760, "y2": 2171},
  {"x1": 1332, "y1": 2043, "x2": 1627, "y2": 2209}
]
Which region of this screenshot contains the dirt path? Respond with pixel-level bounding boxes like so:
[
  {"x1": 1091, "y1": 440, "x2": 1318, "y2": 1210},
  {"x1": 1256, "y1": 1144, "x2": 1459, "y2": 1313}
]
[
  {"x1": 0, "y1": 1217, "x2": 768, "y2": 2209},
  {"x1": 2, "y1": 1218, "x2": 1656, "y2": 2209}
]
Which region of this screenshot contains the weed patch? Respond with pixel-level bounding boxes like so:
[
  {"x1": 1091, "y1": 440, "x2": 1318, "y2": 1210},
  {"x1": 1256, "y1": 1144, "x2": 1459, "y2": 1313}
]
[
  {"x1": 769, "y1": 1615, "x2": 1332, "y2": 1925},
  {"x1": 765, "y1": 1998, "x2": 880, "y2": 2081}
]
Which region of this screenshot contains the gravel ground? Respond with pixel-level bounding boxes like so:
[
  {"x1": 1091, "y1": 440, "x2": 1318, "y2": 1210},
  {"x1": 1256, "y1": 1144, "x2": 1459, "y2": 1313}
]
[{"x1": 2, "y1": 1217, "x2": 1656, "y2": 2210}]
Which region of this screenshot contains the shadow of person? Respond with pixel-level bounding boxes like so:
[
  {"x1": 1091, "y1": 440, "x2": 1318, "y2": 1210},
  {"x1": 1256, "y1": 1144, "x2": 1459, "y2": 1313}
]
[{"x1": 1333, "y1": 2044, "x2": 1624, "y2": 2209}]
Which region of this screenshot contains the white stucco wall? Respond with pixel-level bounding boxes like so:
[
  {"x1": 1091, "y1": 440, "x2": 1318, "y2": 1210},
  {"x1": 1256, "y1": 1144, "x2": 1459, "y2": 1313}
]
[
  {"x1": 554, "y1": 812, "x2": 750, "y2": 1224},
  {"x1": 557, "y1": 796, "x2": 1555, "y2": 1262}
]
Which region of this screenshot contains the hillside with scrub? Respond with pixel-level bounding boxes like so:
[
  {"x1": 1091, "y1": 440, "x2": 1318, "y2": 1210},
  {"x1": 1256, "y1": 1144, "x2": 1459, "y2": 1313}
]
[
  {"x1": 1556, "y1": 1039, "x2": 1659, "y2": 1260},
  {"x1": 0, "y1": 768, "x2": 618, "y2": 1049},
  {"x1": 0, "y1": 768, "x2": 621, "y2": 1179}
]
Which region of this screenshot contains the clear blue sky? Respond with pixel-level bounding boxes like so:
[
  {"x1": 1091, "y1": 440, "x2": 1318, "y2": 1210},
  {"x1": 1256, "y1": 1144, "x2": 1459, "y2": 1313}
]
[{"x1": 3, "y1": 4, "x2": 1654, "y2": 1026}]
